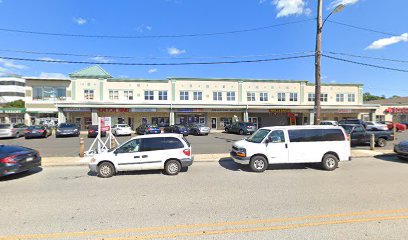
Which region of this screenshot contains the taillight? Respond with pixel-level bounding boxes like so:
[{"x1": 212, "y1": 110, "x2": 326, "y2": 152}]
[
  {"x1": 147, "y1": 128, "x2": 151, "y2": 131},
  {"x1": 24, "y1": 130, "x2": 30, "y2": 133},
  {"x1": 183, "y1": 149, "x2": 191, "y2": 156},
  {"x1": 89, "y1": 129, "x2": 95, "y2": 133},
  {"x1": 0, "y1": 155, "x2": 18, "y2": 164},
  {"x1": 346, "y1": 134, "x2": 350, "y2": 141},
  {"x1": 38, "y1": 130, "x2": 45, "y2": 133}
]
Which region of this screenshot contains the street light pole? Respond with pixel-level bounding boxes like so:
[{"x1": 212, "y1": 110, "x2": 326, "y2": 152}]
[{"x1": 314, "y1": 0, "x2": 323, "y2": 125}]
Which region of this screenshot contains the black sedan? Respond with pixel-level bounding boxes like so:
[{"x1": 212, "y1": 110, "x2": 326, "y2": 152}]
[
  {"x1": 0, "y1": 145, "x2": 41, "y2": 177},
  {"x1": 56, "y1": 123, "x2": 80, "y2": 137},
  {"x1": 87, "y1": 125, "x2": 106, "y2": 138},
  {"x1": 25, "y1": 125, "x2": 52, "y2": 139},
  {"x1": 394, "y1": 140, "x2": 408, "y2": 160},
  {"x1": 163, "y1": 125, "x2": 189, "y2": 136}
]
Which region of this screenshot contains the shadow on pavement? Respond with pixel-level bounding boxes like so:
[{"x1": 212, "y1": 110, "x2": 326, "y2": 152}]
[
  {"x1": 87, "y1": 168, "x2": 193, "y2": 177},
  {"x1": 214, "y1": 136, "x2": 243, "y2": 142},
  {"x1": 374, "y1": 155, "x2": 408, "y2": 164},
  {"x1": 0, "y1": 167, "x2": 43, "y2": 181},
  {"x1": 218, "y1": 158, "x2": 322, "y2": 172}
]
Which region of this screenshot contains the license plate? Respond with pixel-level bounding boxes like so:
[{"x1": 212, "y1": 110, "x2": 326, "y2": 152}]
[{"x1": 26, "y1": 157, "x2": 33, "y2": 162}]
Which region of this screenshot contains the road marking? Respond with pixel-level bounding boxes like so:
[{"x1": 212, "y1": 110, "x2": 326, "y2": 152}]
[
  {"x1": 1, "y1": 208, "x2": 408, "y2": 240},
  {"x1": 107, "y1": 215, "x2": 408, "y2": 240}
]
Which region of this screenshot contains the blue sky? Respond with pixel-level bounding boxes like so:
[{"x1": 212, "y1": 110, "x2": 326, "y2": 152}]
[{"x1": 0, "y1": 0, "x2": 407, "y2": 97}]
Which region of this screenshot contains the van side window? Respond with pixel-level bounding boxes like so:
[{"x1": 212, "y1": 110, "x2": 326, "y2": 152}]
[
  {"x1": 288, "y1": 129, "x2": 345, "y2": 142},
  {"x1": 268, "y1": 130, "x2": 285, "y2": 143},
  {"x1": 164, "y1": 137, "x2": 184, "y2": 149},
  {"x1": 140, "y1": 138, "x2": 166, "y2": 151},
  {"x1": 119, "y1": 139, "x2": 141, "y2": 153}
]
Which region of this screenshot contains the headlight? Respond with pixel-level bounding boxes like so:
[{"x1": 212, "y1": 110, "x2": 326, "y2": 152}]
[{"x1": 236, "y1": 148, "x2": 246, "y2": 157}]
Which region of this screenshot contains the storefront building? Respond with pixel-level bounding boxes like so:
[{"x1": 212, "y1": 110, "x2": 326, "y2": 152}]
[
  {"x1": 23, "y1": 65, "x2": 379, "y2": 130},
  {"x1": 0, "y1": 108, "x2": 26, "y2": 124},
  {"x1": 366, "y1": 97, "x2": 408, "y2": 123}
]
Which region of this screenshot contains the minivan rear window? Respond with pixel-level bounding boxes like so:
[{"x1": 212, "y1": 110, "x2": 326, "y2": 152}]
[{"x1": 288, "y1": 129, "x2": 345, "y2": 142}]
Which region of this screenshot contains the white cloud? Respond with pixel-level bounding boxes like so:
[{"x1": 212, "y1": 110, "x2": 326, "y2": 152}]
[
  {"x1": 273, "y1": 0, "x2": 311, "y2": 18},
  {"x1": 90, "y1": 56, "x2": 110, "y2": 63},
  {"x1": 39, "y1": 72, "x2": 67, "y2": 79},
  {"x1": 167, "y1": 47, "x2": 186, "y2": 56},
  {"x1": 73, "y1": 17, "x2": 87, "y2": 25},
  {"x1": 136, "y1": 24, "x2": 153, "y2": 33},
  {"x1": 0, "y1": 58, "x2": 27, "y2": 69},
  {"x1": 148, "y1": 68, "x2": 158, "y2": 74},
  {"x1": 38, "y1": 57, "x2": 63, "y2": 63},
  {"x1": 329, "y1": 0, "x2": 359, "y2": 9},
  {"x1": 366, "y1": 33, "x2": 408, "y2": 50}
]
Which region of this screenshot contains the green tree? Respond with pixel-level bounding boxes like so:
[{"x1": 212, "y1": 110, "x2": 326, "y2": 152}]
[
  {"x1": 3, "y1": 100, "x2": 25, "y2": 108},
  {"x1": 363, "y1": 92, "x2": 385, "y2": 102}
]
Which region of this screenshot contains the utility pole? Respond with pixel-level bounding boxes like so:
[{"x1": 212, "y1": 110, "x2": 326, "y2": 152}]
[{"x1": 314, "y1": 0, "x2": 323, "y2": 125}]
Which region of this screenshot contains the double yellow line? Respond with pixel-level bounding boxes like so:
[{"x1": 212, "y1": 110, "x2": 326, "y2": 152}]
[{"x1": 1, "y1": 208, "x2": 408, "y2": 240}]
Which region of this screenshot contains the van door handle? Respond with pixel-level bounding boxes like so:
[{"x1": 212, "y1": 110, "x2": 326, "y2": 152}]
[
  {"x1": 285, "y1": 143, "x2": 288, "y2": 149},
  {"x1": 134, "y1": 156, "x2": 140, "y2": 158},
  {"x1": 142, "y1": 155, "x2": 148, "y2": 158}
]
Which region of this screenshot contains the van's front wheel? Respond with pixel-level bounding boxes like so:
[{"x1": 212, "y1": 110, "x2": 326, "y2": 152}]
[
  {"x1": 322, "y1": 154, "x2": 338, "y2": 171},
  {"x1": 250, "y1": 156, "x2": 268, "y2": 172}
]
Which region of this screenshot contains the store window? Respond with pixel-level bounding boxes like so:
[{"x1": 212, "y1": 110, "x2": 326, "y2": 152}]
[
  {"x1": 84, "y1": 90, "x2": 94, "y2": 100},
  {"x1": 289, "y1": 93, "x2": 298, "y2": 102},
  {"x1": 180, "y1": 91, "x2": 189, "y2": 100},
  {"x1": 277, "y1": 92, "x2": 285, "y2": 102},
  {"x1": 152, "y1": 117, "x2": 170, "y2": 127},
  {"x1": 109, "y1": 90, "x2": 119, "y2": 100},
  {"x1": 247, "y1": 92, "x2": 255, "y2": 101},
  {"x1": 348, "y1": 93, "x2": 355, "y2": 102},
  {"x1": 336, "y1": 94, "x2": 345, "y2": 102},
  {"x1": 260, "y1": 92, "x2": 268, "y2": 102},
  {"x1": 213, "y1": 91, "x2": 222, "y2": 101},
  {"x1": 376, "y1": 115, "x2": 385, "y2": 122},
  {"x1": 320, "y1": 93, "x2": 328, "y2": 102},
  {"x1": 159, "y1": 91, "x2": 168, "y2": 100},
  {"x1": 124, "y1": 90, "x2": 133, "y2": 100},
  {"x1": 193, "y1": 91, "x2": 202, "y2": 100},
  {"x1": 227, "y1": 91, "x2": 236, "y2": 101},
  {"x1": 144, "y1": 90, "x2": 154, "y2": 100},
  {"x1": 33, "y1": 86, "x2": 66, "y2": 101}
]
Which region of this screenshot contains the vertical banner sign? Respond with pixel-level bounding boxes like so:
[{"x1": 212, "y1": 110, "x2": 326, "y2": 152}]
[{"x1": 100, "y1": 117, "x2": 111, "y2": 131}]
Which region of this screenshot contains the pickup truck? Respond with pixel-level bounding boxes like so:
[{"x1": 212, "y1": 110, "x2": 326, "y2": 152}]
[{"x1": 339, "y1": 124, "x2": 394, "y2": 147}]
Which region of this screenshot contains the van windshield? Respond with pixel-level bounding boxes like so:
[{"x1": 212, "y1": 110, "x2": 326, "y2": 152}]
[{"x1": 246, "y1": 129, "x2": 270, "y2": 143}]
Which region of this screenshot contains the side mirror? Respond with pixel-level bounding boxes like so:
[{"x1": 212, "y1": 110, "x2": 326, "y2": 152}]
[{"x1": 265, "y1": 136, "x2": 272, "y2": 144}]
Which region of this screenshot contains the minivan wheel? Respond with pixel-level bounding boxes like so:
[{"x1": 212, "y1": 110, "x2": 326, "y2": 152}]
[
  {"x1": 249, "y1": 156, "x2": 268, "y2": 172},
  {"x1": 376, "y1": 138, "x2": 387, "y2": 147},
  {"x1": 165, "y1": 160, "x2": 181, "y2": 175},
  {"x1": 97, "y1": 162, "x2": 115, "y2": 178},
  {"x1": 322, "y1": 154, "x2": 338, "y2": 171}
]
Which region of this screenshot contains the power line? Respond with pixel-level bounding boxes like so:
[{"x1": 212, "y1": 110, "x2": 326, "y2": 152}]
[
  {"x1": 322, "y1": 54, "x2": 408, "y2": 73},
  {"x1": 325, "y1": 51, "x2": 408, "y2": 63},
  {"x1": 326, "y1": 20, "x2": 398, "y2": 36},
  {"x1": 0, "y1": 19, "x2": 314, "y2": 39},
  {"x1": 0, "y1": 48, "x2": 316, "y2": 60},
  {"x1": 0, "y1": 54, "x2": 315, "y2": 66}
]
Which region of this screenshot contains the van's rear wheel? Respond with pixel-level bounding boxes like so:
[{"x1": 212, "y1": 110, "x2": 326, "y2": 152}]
[
  {"x1": 250, "y1": 156, "x2": 268, "y2": 172},
  {"x1": 322, "y1": 154, "x2": 338, "y2": 171},
  {"x1": 165, "y1": 160, "x2": 181, "y2": 175}
]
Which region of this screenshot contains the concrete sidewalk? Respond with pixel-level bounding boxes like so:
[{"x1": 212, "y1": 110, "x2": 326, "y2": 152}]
[{"x1": 41, "y1": 149, "x2": 397, "y2": 167}]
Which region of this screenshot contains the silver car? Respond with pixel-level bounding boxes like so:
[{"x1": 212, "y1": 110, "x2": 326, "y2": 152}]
[{"x1": 0, "y1": 123, "x2": 28, "y2": 138}]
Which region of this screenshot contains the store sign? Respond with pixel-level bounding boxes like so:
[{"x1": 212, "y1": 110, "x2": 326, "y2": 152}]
[
  {"x1": 0, "y1": 108, "x2": 25, "y2": 114},
  {"x1": 98, "y1": 108, "x2": 129, "y2": 113},
  {"x1": 176, "y1": 109, "x2": 204, "y2": 113},
  {"x1": 269, "y1": 109, "x2": 291, "y2": 114},
  {"x1": 337, "y1": 109, "x2": 353, "y2": 114},
  {"x1": 100, "y1": 117, "x2": 111, "y2": 131},
  {"x1": 130, "y1": 108, "x2": 157, "y2": 112},
  {"x1": 64, "y1": 108, "x2": 91, "y2": 112},
  {"x1": 385, "y1": 107, "x2": 408, "y2": 114},
  {"x1": 210, "y1": 109, "x2": 241, "y2": 112}
]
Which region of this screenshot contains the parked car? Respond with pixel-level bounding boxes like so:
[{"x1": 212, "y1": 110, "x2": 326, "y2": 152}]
[
  {"x1": 394, "y1": 140, "x2": 408, "y2": 160},
  {"x1": 163, "y1": 125, "x2": 189, "y2": 136},
  {"x1": 320, "y1": 121, "x2": 338, "y2": 126},
  {"x1": 136, "y1": 124, "x2": 161, "y2": 135},
  {"x1": 380, "y1": 121, "x2": 407, "y2": 132},
  {"x1": 111, "y1": 124, "x2": 132, "y2": 136},
  {"x1": 87, "y1": 125, "x2": 106, "y2": 138},
  {"x1": 187, "y1": 124, "x2": 211, "y2": 136},
  {"x1": 230, "y1": 126, "x2": 350, "y2": 172},
  {"x1": 338, "y1": 119, "x2": 367, "y2": 128},
  {"x1": 339, "y1": 124, "x2": 394, "y2": 147},
  {"x1": 0, "y1": 123, "x2": 27, "y2": 138},
  {"x1": 0, "y1": 145, "x2": 41, "y2": 177},
  {"x1": 401, "y1": 122, "x2": 408, "y2": 128},
  {"x1": 56, "y1": 123, "x2": 80, "y2": 137},
  {"x1": 225, "y1": 122, "x2": 257, "y2": 135},
  {"x1": 24, "y1": 125, "x2": 52, "y2": 139},
  {"x1": 88, "y1": 134, "x2": 193, "y2": 178},
  {"x1": 365, "y1": 121, "x2": 388, "y2": 131}
]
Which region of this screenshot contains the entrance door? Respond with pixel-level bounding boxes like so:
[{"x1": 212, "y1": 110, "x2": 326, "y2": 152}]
[
  {"x1": 266, "y1": 130, "x2": 289, "y2": 163},
  {"x1": 211, "y1": 118, "x2": 217, "y2": 129},
  {"x1": 128, "y1": 117, "x2": 133, "y2": 129}
]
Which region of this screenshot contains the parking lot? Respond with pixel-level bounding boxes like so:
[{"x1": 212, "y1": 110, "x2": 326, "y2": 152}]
[{"x1": 1, "y1": 130, "x2": 406, "y2": 157}]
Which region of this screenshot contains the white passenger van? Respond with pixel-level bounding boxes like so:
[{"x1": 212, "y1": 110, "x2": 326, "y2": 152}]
[{"x1": 230, "y1": 126, "x2": 351, "y2": 172}]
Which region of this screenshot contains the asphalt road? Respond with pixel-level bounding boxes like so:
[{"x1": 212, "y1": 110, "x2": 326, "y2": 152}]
[
  {"x1": 1, "y1": 156, "x2": 408, "y2": 239},
  {"x1": 1, "y1": 131, "x2": 406, "y2": 157}
]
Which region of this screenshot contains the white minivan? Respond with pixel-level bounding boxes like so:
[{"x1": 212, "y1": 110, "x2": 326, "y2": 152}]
[
  {"x1": 89, "y1": 134, "x2": 193, "y2": 177},
  {"x1": 230, "y1": 126, "x2": 351, "y2": 172}
]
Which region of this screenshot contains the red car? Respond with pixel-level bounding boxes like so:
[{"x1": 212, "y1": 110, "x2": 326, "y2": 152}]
[{"x1": 381, "y1": 121, "x2": 407, "y2": 132}]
